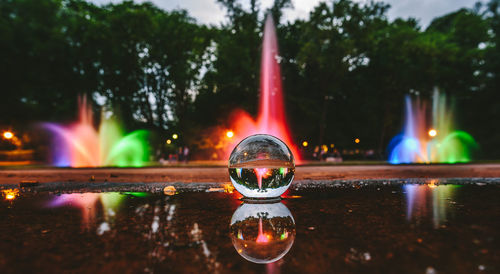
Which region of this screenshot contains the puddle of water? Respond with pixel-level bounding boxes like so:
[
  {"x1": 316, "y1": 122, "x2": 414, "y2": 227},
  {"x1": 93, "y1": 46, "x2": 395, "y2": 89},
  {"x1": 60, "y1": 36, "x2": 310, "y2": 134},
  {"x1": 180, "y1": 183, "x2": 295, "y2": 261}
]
[{"x1": 0, "y1": 182, "x2": 499, "y2": 273}]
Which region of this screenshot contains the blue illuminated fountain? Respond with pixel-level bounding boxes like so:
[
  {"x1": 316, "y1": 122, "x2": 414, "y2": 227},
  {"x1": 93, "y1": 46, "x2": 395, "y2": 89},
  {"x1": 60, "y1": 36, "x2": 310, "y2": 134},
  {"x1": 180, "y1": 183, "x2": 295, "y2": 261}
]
[{"x1": 388, "y1": 90, "x2": 477, "y2": 164}]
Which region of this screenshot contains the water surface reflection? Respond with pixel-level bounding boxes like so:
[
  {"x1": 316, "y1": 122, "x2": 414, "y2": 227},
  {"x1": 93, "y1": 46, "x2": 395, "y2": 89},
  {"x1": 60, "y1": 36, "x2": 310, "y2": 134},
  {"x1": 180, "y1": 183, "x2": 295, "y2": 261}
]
[
  {"x1": 48, "y1": 192, "x2": 146, "y2": 231},
  {"x1": 404, "y1": 183, "x2": 459, "y2": 227},
  {"x1": 0, "y1": 182, "x2": 498, "y2": 273},
  {"x1": 230, "y1": 202, "x2": 296, "y2": 264}
]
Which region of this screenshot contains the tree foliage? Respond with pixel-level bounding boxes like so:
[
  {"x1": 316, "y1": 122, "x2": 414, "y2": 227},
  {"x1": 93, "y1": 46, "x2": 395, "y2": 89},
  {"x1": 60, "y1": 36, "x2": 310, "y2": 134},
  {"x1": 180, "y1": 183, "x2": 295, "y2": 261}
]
[{"x1": 1, "y1": 0, "x2": 500, "y2": 158}]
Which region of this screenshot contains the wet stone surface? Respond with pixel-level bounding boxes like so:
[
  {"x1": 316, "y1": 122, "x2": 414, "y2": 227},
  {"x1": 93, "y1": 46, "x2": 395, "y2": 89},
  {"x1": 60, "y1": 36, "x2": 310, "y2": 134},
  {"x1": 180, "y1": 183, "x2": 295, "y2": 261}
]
[{"x1": 0, "y1": 180, "x2": 499, "y2": 273}]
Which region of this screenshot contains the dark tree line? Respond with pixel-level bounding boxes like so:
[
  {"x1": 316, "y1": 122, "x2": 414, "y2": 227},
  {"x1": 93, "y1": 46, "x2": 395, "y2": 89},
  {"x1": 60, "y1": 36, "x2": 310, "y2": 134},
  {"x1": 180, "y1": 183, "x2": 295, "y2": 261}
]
[{"x1": 1, "y1": 0, "x2": 500, "y2": 158}]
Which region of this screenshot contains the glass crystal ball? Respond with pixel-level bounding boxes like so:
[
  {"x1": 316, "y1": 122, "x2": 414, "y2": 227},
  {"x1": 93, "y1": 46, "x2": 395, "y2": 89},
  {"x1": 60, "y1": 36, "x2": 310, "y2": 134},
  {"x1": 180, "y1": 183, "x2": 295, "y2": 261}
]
[
  {"x1": 228, "y1": 134, "x2": 295, "y2": 199},
  {"x1": 230, "y1": 202, "x2": 296, "y2": 264}
]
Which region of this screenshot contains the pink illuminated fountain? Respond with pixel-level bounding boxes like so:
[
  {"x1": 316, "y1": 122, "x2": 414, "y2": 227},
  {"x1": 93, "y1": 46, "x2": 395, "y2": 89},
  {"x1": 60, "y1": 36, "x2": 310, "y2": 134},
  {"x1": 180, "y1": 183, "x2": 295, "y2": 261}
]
[
  {"x1": 256, "y1": 218, "x2": 271, "y2": 244},
  {"x1": 225, "y1": 15, "x2": 300, "y2": 161},
  {"x1": 254, "y1": 168, "x2": 268, "y2": 190}
]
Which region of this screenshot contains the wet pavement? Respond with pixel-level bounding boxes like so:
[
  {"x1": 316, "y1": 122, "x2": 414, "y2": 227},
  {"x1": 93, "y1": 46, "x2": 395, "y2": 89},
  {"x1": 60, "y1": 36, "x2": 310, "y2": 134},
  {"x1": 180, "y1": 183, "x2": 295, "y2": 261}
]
[{"x1": 0, "y1": 180, "x2": 499, "y2": 273}]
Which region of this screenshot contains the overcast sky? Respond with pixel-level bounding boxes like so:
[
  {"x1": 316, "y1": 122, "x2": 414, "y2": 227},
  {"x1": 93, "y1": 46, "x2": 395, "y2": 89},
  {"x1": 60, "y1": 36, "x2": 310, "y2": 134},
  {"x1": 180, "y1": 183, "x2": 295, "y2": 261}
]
[{"x1": 90, "y1": 0, "x2": 480, "y2": 27}]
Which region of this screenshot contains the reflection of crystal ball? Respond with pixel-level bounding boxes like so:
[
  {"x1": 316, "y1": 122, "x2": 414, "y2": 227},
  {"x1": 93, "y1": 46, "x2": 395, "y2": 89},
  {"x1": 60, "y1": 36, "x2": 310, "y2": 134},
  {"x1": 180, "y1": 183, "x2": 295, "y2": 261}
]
[
  {"x1": 228, "y1": 134, "x2": 295, "y2": 199},
  {"x1": 230, "y1": 202, "x2": 296, "y2": 264}
]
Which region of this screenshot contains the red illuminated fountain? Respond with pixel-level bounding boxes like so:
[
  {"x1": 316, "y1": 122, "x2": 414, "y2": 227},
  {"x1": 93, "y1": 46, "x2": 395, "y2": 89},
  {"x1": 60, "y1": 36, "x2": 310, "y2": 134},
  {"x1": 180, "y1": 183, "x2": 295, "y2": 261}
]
[{"x1": 225, "y1": 15, "x2": 300, "y2": 161}]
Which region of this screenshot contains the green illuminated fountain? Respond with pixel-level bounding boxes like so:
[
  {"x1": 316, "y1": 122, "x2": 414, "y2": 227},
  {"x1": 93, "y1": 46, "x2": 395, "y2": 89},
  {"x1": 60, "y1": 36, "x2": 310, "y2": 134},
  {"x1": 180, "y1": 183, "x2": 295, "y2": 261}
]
[
  {"x1": 388, "y1": 90, "x2": 478, "y2": 164},
  {"x1": 45, "y1": 97, "x2": 150, "y2": 167}
]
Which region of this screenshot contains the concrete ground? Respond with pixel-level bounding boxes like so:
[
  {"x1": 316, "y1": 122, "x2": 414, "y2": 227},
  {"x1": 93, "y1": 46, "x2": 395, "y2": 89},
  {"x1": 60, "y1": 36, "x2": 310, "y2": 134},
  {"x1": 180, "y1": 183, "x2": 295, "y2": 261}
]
[{"x1": 0, "y1": 163, "x2": 499, "y2": 185}]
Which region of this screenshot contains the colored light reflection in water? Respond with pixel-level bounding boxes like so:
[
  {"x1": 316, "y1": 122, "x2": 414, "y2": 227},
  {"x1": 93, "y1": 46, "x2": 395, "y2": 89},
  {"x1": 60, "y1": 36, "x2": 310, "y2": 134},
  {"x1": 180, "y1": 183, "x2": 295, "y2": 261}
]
[
  {"x1": 388, "y1": 90, "x2": 477, "y2": 164},
  {"x1": 223, "y1": 15, "x2": 301, "y2": 162},
  {"x1": 44, "y1": 97, "x2": 150, "y2": 167},
  {"x1": 404, "y1": 183, "x2": 459, "y2": 228},
  {"x1": 48, "y1": 192, "x2": 146, "y2": 230},
  {"x1": 230, "y1": 202, "x2": 296, "y2": 264}
]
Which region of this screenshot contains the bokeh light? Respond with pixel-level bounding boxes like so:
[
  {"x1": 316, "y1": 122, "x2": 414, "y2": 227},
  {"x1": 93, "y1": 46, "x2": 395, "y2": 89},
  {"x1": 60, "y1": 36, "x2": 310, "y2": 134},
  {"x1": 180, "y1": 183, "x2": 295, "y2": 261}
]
[
  {"x1": 2, "y1": 189, "x2": 19, "y2": 200},
  {"x1": 322, "y1": 145, "x2": 328, "y2": 152},
  {"x1": 3, "y1": 131, "x2": 13, "y2": 139},
  {"x1": 428, "y1": 129, "x2": 437, "y2": 137}
]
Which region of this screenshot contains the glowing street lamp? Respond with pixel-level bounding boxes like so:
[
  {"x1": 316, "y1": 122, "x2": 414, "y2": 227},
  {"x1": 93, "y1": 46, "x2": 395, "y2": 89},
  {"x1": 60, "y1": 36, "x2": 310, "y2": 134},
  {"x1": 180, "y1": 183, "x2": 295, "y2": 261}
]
[
  {"x1": 3, "y1": 131, "x2": 13, "y2": 139},
  {"x1": 302, "y1": 141, "x2": 308, "y2": 147},
  {"x1": 322, "y1": 145, "x2": 328, "y2": 152},
  {"x1": 172, "y1": 133, "x2": 178, "y2": 140},
  {"x1": 226, "y1": 130, "x2": 234, "y2": 138},
  {"x1": 428, "y1": 129, "x2": 437, "y2": 138},
  {"x1": 166, "y1": 139, "x2": 172, "y2": 145},
  {"x1": 354, "y1": 138, "x2": 360, "y2": 144}
]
